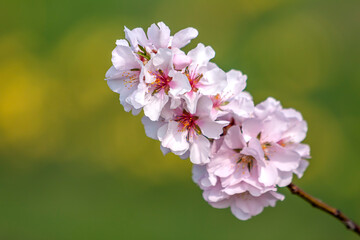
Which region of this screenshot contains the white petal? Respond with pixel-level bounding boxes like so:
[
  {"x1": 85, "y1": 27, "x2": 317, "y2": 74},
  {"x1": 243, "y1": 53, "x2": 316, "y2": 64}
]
[
  {"x1": 187, "y1": 43, "x2": 215, "y2": 66},
  {"x1": 152, "y1": 48, "x2": 172, "y2": 70},
  {"x1": 115, "y1": 39, "x2": 129, "y2": 47},
  {"x1": 160, "y1": 121, "x2": 189, "y2": 152},
  {"x1": 179, "y1": 151, "x2": 189, "y2": 160},
  {"x1": 268, "y1": 144, "x2": 301, "y2": 171},
  {"x1": 132, "y1": 27, "x2": 150, "y2": 47},
  {"x1": 287, "y1": 143, "x2": 310, "y2": 158},
  {"x1": 258, "y1": 164, "x2": 278, "y2": 186},
  {"x1": 235, "y1": 195, "x2": 264, "y2": 216},
  {"x1": 192, "y1": 164, "x2": 207, "y2": 185},
  {"x1": 200, "y1": 67, "x2": 227, "y2": 95},
  {"x1": 223, "y1": 94, "x2": 254, "y2": 118},
  {"x1": 131, "y1": 107, "x2": 142, "y2": 116},
  {"x1": 224, "y1": 126, "x2": 246, "y2": 150},
  {"x1": 276, "y1": 170, "x2": 293, "y2": 187},
  {"x1": 183, "y1": 92, "x2": 201, "y2": 114},
  {"x1": 168, "y1": 71, "x2": 191, "y2": 96},
  {"x1": 172, "y1": 27, "x2": 198, "y2": 48},
  {"x1": 111, "y1": 46, "x2": 139, "y2": 71},
  {"x1": 190, "y1": 135, "x2": 210, "y2": 164},
  {"x1": 195, "y1": 96, "x2": 213, "y2": 118},
  {"x1": 160, "y1": 145, "x2": 171, "y2": 155},
  {"x1": 230, "y1": 203, "x2": 251, "y2": 220},
  {"x1": 143, "y1": 94, "x2": 169, "y2": 121},
  {"x1": 124, "y1": 26, "x2": 138, "y2": 49},
  {"x1": 254, "y1": 97, "x2": 281, "y2": 119},
  {"x1": 199, "y1": 119, "x2": 228, "y2": 139},
  {"x1": 208, "y1": 198, "x2": 231, "y2": 209},
  {"x1": 294, "y1": 159, "x2": 309, "y2": 178},
  {"x1": 203, "y1": 184, "x2": 228, "y2": 202},
  {"x1": 147, "y1": 22, "x2": 171, "y2": 49},
  {"x1": 141, "y1": 116, "x2": 164, "y2": 140},
  {"x1": 261, "y1": 112, "x2": 288, "y2": 143},
  {"x1": 242, "y1": 118, "x2": 262, "y2": 142},
  {"x1": 225, "y1": 69, "x2": 247, "y2": 94},
  {"x1": 173, "y1": 52, "x2": 192, "y2": 70}
]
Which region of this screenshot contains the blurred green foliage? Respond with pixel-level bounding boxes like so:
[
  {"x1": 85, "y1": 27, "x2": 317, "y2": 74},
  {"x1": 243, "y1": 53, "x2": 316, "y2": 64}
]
[{"x1": 0, "y1": 0, "x2": 359, "y2": 239}]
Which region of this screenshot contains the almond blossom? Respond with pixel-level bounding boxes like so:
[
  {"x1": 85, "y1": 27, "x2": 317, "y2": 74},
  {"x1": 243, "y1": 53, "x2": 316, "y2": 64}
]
[
  {"x1": 142, "y1": 96, "x2": 228, "y2": 164},
  {"x1": 181, "y1": 43, "x2": 228, "y2": 114},
  {"x1": 242, "y1": 97, "x2": 310, "y2": 187},
  {"x1": 105, "y1": 22, "x2": 198, "y2": 114},
  {"x1": 105, "y1": 22, "x2": 311, "y2": 222}
]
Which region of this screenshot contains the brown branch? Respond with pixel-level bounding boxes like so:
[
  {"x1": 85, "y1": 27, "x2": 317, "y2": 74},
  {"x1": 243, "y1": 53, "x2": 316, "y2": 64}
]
[{"x1": 287, "y1": 183, "x2": 360, "y2": 236}]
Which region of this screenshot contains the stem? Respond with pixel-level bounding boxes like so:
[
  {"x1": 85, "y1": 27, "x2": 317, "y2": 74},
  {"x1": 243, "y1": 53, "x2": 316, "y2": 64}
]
[{"x1": 287, "y1": 183, "x2": 360, "y2": 236}]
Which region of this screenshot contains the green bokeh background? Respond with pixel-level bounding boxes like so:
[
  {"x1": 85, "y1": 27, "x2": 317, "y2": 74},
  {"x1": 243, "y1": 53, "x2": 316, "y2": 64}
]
[{"x1": 1, "y1": 0, "x2": 359, "y2": 239}]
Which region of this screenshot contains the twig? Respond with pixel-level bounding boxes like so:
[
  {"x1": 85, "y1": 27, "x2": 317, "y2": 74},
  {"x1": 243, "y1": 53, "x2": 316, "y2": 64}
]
[{"x1": 287, "y1": 183, "x2": 360, "y2": 236}]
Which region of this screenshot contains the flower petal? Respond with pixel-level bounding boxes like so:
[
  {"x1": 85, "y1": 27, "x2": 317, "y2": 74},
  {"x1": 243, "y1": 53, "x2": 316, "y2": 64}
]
[
  {"x1": 190, "y1": 135, "x2": 210, "y2": 164},
  {"x1": 267, "y1": 144, "x2": 301, "y2": 171},
  {"x1": 172, "y1": 27, "x2": 198, "y2": 49},
  {"x1": 147, "y1": 22, "x2": 171, "y2": 49},
  {"x1": 224, "y1": 126, "x2": 246, "y2": 150},
  {"x1": 141, "y1": 116, "x2": 164, "y2": 140},
  {"x1": 187, "y1": 43, "x2": 215, "y2": 66},
  {"x1": 160, "y1": 121, "x2": 189, "y2": 152},
  {"x1": 111, "y1": 45, "x2": 140, "y2": 71}
]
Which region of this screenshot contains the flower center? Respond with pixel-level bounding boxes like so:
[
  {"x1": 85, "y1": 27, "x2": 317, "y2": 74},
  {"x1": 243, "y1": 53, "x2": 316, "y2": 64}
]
[
  {"x1": 148, "y1": 69, "x2": 172, "y2": 95},
  {"x1": 122, "y1": 71, "x2": 140, "y2": 90},
  {"x1": 237, "y1": 155, "x2": 255, "y2": 173},
  {"x1": 211, "y1": 94, "x2": 224, "y2": 109},
  {"x1": 261, "y1": 142, "x2": 271, "y2": 160},
  {"x1": 174, "y1": 110, "x2": 201, "y2": 134},
  {"x1": 185, "y1": 67, "x2": 203, "y2": 92}
]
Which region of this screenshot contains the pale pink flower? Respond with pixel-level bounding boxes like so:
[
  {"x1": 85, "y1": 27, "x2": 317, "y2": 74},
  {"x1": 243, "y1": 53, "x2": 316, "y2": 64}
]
[
  {"x1": 241, "y1": 97, "x2": 310, "y2": 186},
  {"x1": 124, "y1": 22, "x2": 198, "y2": 53},
  {"x1": 155, "y1": 96, "x2": 228, "y2": 164},
  {"x1": 210, "y1": 70, "x2": 254, "y2": 120},
  {"x1": 181, "y1": 43, "x2": 228, "y2": 113},
  {"x1": 192, "y1": 164, "x2": 284, "y2": 220},
  {"x1": 106, "y1": 22, "x2": 198, "y2": 115},
  {"x1": 133, "y1": 48, "x2": 191, "y2": 121},
  {"x1": 207, "y1": 126, "x2": 276, "y2": 193},
  {"x1": 105, "y1": 40, "x2": 143, "y2": 113}
]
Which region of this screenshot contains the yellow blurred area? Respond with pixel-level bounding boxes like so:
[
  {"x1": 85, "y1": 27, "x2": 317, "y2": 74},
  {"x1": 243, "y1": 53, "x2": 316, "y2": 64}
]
[
  {"x1": 0, "y1": 26, "x2": 189, "y2": 180},
  {"x1": 0, "y1": 61, "x2": 44, "y2": 143}
]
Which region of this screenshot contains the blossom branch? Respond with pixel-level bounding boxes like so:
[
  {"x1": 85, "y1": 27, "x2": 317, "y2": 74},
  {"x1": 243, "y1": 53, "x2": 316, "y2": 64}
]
[
  {"x1": 107, "y1": 23, "x2": 358, "y2": 228},
  {"x1": 287, "y1": 183, "x2": 360, "y2": 236}
]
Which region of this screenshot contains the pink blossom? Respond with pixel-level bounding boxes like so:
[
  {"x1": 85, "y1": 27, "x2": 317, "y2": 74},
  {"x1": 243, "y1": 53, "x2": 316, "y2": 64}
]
[
  {"x1": 148, "y1": 96, "x2": 228, "y2": 164},
  {"x1": 192, "y1": 164, "x2": 284, "y2": 220},
  {"x1": 181, "y1": 43, "x2": 228, "y2": 113},
  {"x1": 106, "y1": 23, "x2": 311, "y2": 222}
]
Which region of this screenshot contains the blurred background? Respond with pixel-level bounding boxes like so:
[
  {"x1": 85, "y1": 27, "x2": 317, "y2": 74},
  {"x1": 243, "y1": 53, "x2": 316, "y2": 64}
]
[{"x1": 1, "y1": 0, "x2": 359, "y2": 239}]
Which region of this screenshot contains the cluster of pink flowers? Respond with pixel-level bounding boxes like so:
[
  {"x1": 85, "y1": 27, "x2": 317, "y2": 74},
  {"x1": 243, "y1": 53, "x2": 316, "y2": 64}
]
[{"x1": 105, "y1": 22, "x2": 310, "y2": 220}]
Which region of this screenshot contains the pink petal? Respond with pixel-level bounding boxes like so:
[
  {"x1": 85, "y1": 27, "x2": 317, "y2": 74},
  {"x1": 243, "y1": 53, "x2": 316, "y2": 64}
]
[
  {"x1": 190, "y1": 135, "x2": 211, "y2": 164},
  {"x1": 267, "y1": 144, "x2": 301, "y2": 171},
  {"x1": 187, "y1": 43, "x2": 215, "y2": 66},
  {"x1": 199, "y1": 119, "x2": 227, "y2": 139},
  {"x1": 141, "y1": 116, "x2": 164, "y2": 140},
  {"x1": 111, "y1": 45, "x2": 140, "y2": 71},
  {"x1": 160, "y1": 121, "x2": 189, "y2": 152},
  {"x1": 172, "y1": 27, "x2": 198, "y2": 48},
  {"x1": 168, "y1": 71, "x2": 191, "y2": 96},
  {"x1": 242, "y1": 118, "x2": 262, "y2": 142},
  {"x1": 224, "y1": 126, "x2": 246, "y2": 150},
  {"x1": 147, "y1": 22, "x2": 171, "y2": 49}
]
